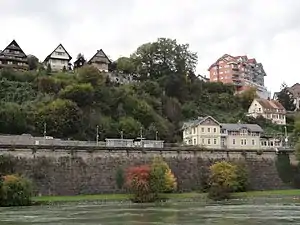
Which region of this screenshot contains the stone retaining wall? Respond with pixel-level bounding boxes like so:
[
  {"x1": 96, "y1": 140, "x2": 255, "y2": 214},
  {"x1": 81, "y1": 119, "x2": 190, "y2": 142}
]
[{"x1": 0, "y1": 149, "x2": 290, "y2": 196}]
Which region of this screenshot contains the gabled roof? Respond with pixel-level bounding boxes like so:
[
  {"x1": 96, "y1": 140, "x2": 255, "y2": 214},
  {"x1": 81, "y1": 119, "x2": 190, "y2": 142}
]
[
  {"x1": 74, "y1": 56, "x2": 86, "y2": 64},
  {"x1": 221, "y1": 123, "x2": 263, "y2": 133},
  {"x1": 255, "y1": 98, "x2": 285, "y2": 110},
  {"x1": 0, "y1": 40, "x2": 27, "y2": 57},
  {"x1": 44, "y1": 44, "x2": 72, "y2": 62},
  {"x1": 182, "y1": 116, "x2": 220, "y2": 130},
  {"x1": 88, "y1": 49, "x2": 111, "y2": 64}
]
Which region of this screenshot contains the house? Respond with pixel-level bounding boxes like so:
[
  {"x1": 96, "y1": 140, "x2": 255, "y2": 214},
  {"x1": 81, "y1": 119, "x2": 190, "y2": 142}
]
[
  {"x1": 182, "y1": 116, "x2": 222, "y2": 149},
  {"x1": 248, "y1": 98, "x2": 286, "y2": 125},
  {"x1": 0, "y1": 40, "x2": 29, "y2": 71},
  {"x1": 182, "y1": 116, "x2": 265, "y2": 150},
  {"x1": 88, "y1": 49, "x2": 111, "y2": 72},
  {"x1": 44, "y1": 44, "x2": 72, "y2": 71},
  {"x1": 73, "y1": 55, "x2": 86, "y2": 70}
]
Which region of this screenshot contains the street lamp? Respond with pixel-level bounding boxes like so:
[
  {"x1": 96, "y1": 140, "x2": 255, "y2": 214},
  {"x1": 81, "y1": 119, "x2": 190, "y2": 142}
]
[
  {"x1": 43, "y1": 122, "x2": 47, "y2": 138},
  {"x1": 96, "y1": 125, "x2": 99, "y2": 146},
  {"x1": 140, "y1": 127, "x2": 143, "y2": 139}
]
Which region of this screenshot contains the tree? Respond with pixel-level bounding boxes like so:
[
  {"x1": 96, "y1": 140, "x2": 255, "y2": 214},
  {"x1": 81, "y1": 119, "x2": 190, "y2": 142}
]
[
  {"x1": 77, "y1": 65, "x2": 105, "y2": 86},
  {"x1": 238, "y1": 87, "x2": 258, "y2": 109},
  {"x1": 76, "y1": 53, "x2": 85, "y2": 60},
  {"x1": 0, "y1": 102, "x2": 28, "y2": 134},
  {"x1": 116, "y1": 57, "x2": 135, "y2": 74},
  {"x1": 27, "y1": 55, "x2": 39, "y2": 71},
  {"x1": 59, "y1": 83, "x2": 94, "y2": 107},
  {"x1": 276, "y1": 83, "x2": 295, "y2": 111},
  {"x1": 118, "y1": 116, "x2": 142, "y2": 138},
  {"x1": 131, "y1": 38, "x2": 198, "y2": 80},
  {"x1": 46, "y1": 64, "x2": 52, "y2": 74},
  {"x1": 36, "y1": 99, "x2": 82, "y2": 138}
]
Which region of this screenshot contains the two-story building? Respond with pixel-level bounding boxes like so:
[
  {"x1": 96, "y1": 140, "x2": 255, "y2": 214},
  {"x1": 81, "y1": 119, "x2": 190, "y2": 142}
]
[
  {"x1": 248, "y1": 98, "x2": 286, "y2": 125},
  {"x1": 182, "y1": 116, "x2": 266, "y2": 150},
  {"x1": 182, "y1": 116, "x2": 222, "y2": 149},
  {"x1": 220, "y1": 123, "x2": 263, "y2": 150},
  {"x1": 44, "y1": 44, "x2": 72, "y2": 71}
]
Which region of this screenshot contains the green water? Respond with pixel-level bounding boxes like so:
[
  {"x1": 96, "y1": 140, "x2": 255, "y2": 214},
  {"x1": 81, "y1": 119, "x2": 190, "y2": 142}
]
[{"x1": 1, "y1": 198, "x2": 300, "y2": 224}]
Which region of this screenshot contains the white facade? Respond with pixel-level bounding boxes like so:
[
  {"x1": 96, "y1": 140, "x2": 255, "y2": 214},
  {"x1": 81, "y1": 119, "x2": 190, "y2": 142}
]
[
  {"x1": 248, "y1": 98, "x2": 286, "y2": 125},
  {"x1": 182, "y1": 116, "x2": 268, "y2": 150},
  {"x1": 44, "y1": 44, "x2": 72, "y2": 71}
]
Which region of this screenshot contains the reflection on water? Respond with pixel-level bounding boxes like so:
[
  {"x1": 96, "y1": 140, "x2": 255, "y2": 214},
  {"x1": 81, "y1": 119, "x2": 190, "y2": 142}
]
[{"x1": 0, "y1": 198, "x2": 300, "y2": 224}]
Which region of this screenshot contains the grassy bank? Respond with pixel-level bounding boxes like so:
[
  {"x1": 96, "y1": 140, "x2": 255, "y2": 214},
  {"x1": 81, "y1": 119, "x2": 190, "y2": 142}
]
[{"x1": 33, "y1": 190, "x2": 300, "y2": 204}]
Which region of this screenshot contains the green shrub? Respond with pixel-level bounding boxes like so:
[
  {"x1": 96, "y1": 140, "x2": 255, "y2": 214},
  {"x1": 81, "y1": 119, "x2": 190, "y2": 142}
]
[
  {"x1": 115, "y1": 167, "x2": 125, "y2": 189},
  {"x1": 232, "y1": 162, "x2": 248, "y2": 192},
  {"x1": 0, "y1": 174, "x2": 32, "y2": 207},
  {"x1": 275, "y1": 153, "x2": 294, "y2": 185},
  {"x1": 149, "y1": 157, "x2": 177, "y2": 194},
  {"x1": 208, "y1": 161, "x2": 238, "y2": 200}
]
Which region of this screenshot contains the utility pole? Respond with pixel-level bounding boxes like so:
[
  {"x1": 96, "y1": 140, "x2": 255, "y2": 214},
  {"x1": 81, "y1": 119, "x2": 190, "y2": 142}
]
[{"x1": 96, "y1": 125, "x2": 99, "y2": 146}]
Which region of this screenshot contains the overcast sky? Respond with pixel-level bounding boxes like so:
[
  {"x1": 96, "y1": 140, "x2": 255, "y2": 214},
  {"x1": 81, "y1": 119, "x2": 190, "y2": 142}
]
[{"x1": 0, "y1": 0, "x2": 299, "y2": 93}]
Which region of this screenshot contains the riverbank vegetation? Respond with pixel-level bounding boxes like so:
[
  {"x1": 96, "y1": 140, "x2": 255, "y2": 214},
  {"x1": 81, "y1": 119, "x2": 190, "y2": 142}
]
[
  {"x1": 0, "y1": 174, "x2": 32, "y2": 207},
  {"x1": 0, "y1": 38, "x2": 292, "y2": 143},
  {"x1": 125, "y1": 157, "x2": 177, "y2": 203}
]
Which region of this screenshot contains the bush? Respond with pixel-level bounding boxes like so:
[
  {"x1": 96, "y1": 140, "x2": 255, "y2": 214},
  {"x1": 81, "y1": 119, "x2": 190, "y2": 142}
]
[
  {"x1": 208, "y1": 161, "x2": 238, "y2": 200},
  {"x1": 149, "y1": 157, "x2": 177, "y2": 194},
  {"x1": 125, "y1": 165, "x2": 154, "y2": 203},
  {"x1": 125, "y1": 158, "x2": 177, "y2": 202},
  {"x1": 232, "y1": 162, "x2": 248, "y2": 192},
  {"x1": 0, "y1": 174, "x2": 32, "y2": 207},
  {"x1": 115, "y1": 167, "x2": 125, "y2": 189}
]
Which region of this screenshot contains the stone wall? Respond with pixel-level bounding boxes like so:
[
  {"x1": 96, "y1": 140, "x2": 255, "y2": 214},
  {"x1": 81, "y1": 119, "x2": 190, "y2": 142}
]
[{"x1": 0, "y1": 149, "x2": 290, "y2": 196}]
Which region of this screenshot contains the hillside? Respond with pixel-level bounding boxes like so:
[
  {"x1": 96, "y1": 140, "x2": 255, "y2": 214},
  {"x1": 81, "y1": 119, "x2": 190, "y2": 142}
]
[{"x1": 0, "y1": 38, "x2": 290, "y2": 142}]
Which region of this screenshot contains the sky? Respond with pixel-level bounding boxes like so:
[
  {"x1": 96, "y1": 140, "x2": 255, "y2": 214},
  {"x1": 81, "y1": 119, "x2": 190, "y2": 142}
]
[{"x1": 0, "y1": 0, "x2": 299, "y2": 94}]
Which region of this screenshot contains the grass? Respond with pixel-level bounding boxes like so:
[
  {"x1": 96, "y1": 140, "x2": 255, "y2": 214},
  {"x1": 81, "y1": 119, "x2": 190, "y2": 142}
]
[{"x1": 32, "y1": 189, "x2": 300, "y2": 204}]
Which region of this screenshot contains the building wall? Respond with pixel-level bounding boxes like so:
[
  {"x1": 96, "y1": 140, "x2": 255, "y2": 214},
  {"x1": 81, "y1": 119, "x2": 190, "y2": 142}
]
[
  {"x1": 225, "y1": 135, "x2": 261, "y2": 150},
  {"x1": 248, "y1": 100, "x2": 286, "y2": 125},
  {"x1": 0, "y1": 149, "x2": 288, "y2": 195},
  {"x1": 90, "y1": 62, "x2": 108, "y2": 72},
  {"x1": 47, "y1": 58, "x2": 69, "y2": 71}
]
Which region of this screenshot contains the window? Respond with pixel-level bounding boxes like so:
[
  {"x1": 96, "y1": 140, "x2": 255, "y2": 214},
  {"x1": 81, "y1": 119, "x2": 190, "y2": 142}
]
[
  {"x1": 193, "y1": 139, "x2": 196, "y2": 145},
  {"x1": 213, "y1": 139, "x2": 217, "y2": 144},
  {"x1": 202, "y1": 138, "x2": 204, "y2": 144},
  {"x1": 233, "y1": 139, "x2": 236, "y2": 145},
  {"x1": 208, "y1": 139, "x2": 211, "y2": 144},
  {"x1": 201, "y1": 128, "x2": 204, "y2": 132},
  {"x1": 252, "y1": 140, "x2": 255, "y2": 145},
  {"x1": 208, "y1": 128, "x2": 211, "y2": 132},
  {"x1": 213, "y1": 128, "x2": 217, "y2": 133},
  {"x1": 7, "y1": 61, "x2": 12, "y2": 65},
  {"x1": 193, "y1": 128, "x2": 196, "y2": 134},
  {"x1": 57, "y1": 52, "x2": 64, "y2": 56}
]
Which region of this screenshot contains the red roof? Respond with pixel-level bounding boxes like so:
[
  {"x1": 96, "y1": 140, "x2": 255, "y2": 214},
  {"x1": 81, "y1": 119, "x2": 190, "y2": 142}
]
[
  {"x1": 208, "y1": 54, "x2": 258, "y2": 71},
  {"x1": 256, "y1": 98, "x2": 285, "y2": 111}
]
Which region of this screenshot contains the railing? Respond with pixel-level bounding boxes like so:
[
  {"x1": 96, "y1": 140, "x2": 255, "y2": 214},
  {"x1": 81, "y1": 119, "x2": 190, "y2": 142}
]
[{"x1": 0, "y1": 143, "x2": 294, "y2": 154}]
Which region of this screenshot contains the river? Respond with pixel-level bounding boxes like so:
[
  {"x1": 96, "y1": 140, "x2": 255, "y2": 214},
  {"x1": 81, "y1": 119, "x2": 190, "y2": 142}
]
[{"x1": 0, "y1": 198, "x2": 300, "y2": 224}]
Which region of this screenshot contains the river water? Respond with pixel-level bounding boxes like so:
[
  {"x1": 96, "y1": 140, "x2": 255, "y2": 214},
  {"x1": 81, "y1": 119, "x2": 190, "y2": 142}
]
[{"x1": 1, "y1": 198, "x2": 300, "y2": 224}]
